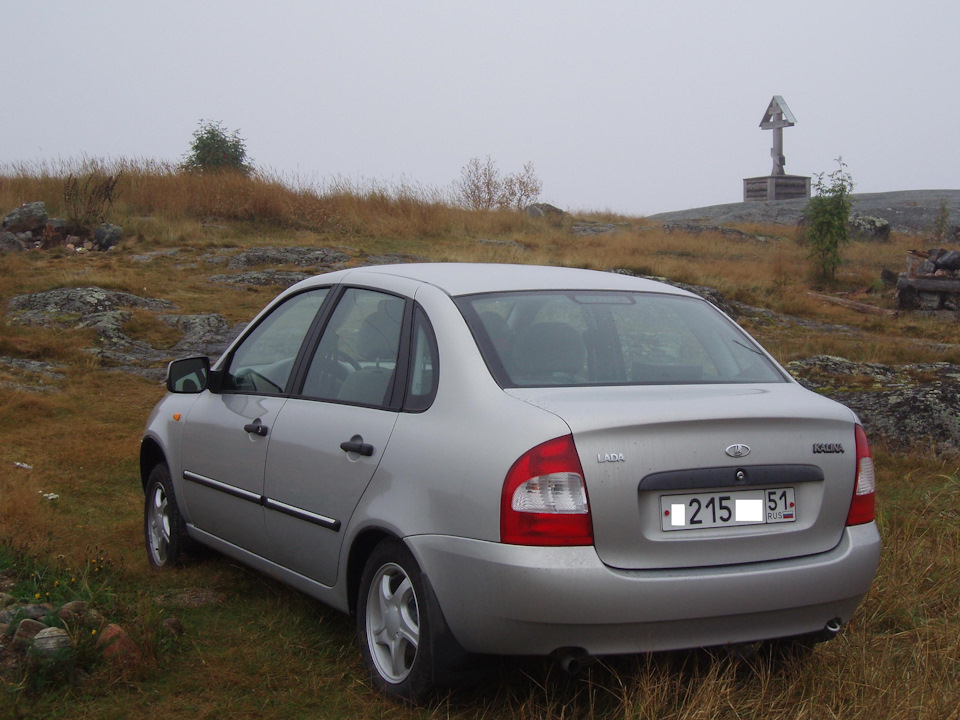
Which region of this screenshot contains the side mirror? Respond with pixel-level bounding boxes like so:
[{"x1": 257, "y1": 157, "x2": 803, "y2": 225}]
[{"x1": 166, "y1": 356, "x2": 210, "y2": 393}]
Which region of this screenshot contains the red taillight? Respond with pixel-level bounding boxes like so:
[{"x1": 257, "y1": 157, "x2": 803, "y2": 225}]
[
  {"x1": 500, "y1": 435, "x2": 593, "y2": 546},
  {"x1": 846, "y1": 424, "x2": 876, "y2": 526}
]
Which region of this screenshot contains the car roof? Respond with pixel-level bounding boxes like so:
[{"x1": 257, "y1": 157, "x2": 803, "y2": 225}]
[{"x1": 304, "y1": 263, "x2": 696, "y2": 298}]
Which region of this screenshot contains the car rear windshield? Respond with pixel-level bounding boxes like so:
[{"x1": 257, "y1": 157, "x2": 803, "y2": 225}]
[{"x1": 456, "y1": 291, "x2": 786, "y2": 388}]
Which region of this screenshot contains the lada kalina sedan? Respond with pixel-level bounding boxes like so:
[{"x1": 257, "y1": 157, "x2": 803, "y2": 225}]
[{"x1": 141, "y1": 263, "x2": 881, "y2": 701}]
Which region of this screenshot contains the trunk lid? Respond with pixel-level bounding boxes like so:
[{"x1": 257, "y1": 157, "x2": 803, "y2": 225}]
[{"x1": 506, "y1": 383, "x2": 858, "y2": 570}]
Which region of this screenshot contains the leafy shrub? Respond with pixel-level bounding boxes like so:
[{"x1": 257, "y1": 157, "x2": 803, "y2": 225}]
[
  {"x1": 932, "y1": 197, "x2": 950, "y2": 243},
  {"x1": 180, "y1": 120, "x2": 253, "y2": 175},
  {"x1": 803, "y1": 157, "x2": 854, "y2": 281}
]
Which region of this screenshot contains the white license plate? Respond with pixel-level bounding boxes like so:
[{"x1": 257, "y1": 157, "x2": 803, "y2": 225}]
[{"x1": 660, "y1": 488, "x2": 796, "y2": 531}]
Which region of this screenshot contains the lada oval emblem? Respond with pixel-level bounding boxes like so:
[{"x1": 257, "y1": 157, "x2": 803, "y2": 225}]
[{"x1": 725, "y1": 444, "x2": 751, "y2": 458}]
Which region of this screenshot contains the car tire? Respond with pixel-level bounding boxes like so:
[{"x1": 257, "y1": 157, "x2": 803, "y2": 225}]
[
  {"x1": 144, "y1": 462, "x2": 189, "y2": 570},
  {"x1": 357, "y1": 538, "x2": 463, "y2": 702}
]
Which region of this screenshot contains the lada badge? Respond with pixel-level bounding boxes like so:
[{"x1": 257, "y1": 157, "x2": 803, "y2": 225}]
[{"x1": 725, "y1": 444, "x2": 751, "y2": 458}]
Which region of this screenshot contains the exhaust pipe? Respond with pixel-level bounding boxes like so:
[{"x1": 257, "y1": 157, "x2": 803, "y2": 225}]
[
  {"x1": 824, "y1": 618, "x2": 842, "y2": 634},
  {"x1": 555, "y1": 648, "x2": 590, "y2": 676}
]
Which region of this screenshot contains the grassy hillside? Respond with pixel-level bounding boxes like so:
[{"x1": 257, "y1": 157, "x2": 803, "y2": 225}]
[{"x1": 0, "y1": 161, "x2": 958, "y2": 718}]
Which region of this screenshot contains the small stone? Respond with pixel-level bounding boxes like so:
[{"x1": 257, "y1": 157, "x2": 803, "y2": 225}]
[
  {"x1": 71, "y1": 667, "x2": 90, "y2": 687},
  {"x1": 59, "y1": 600, "x2": 90, "y2": 625},
  {"x1": 97, "y1": 623, "x2": 141, "y2": 667},
  {"x1": 12, "y1": 618, "x2": 45, "y2": 649},
  {"x1": 33, "y1": 627, "x2": 73, "y2": 656},
  {"x1": 160, "y1": 617, "x2": 184, "y2": 639},
  {"x1": 0, "y1": 592, "x2": 16, "y2": 607},
  {"x1": 19, "y1": 604, "x2": 54, "y2": 621},
  {"x1": 0, "y1": 231, "x2": 24, "y2": 252}
]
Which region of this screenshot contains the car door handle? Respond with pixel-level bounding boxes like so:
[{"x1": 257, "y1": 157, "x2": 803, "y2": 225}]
[
  {"x1": 244, "y1": 419, "x2": 269, "y2": 437},
  {"x1": 340, "y1": 440, "x2": 374, "y2": 456}
]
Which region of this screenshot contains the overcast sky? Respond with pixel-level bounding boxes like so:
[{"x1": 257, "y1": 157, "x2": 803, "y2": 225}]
[{"x1": 3, "y1": 1, "x2": 957, "y2": 216}]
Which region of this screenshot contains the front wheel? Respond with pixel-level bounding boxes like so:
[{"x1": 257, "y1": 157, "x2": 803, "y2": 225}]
[
  {"x1": 357, "y1": 538, "x2": 463, "y2": 702},
  {"x1": 144, "y1": 462, "x2": 188, "y2": 569}
]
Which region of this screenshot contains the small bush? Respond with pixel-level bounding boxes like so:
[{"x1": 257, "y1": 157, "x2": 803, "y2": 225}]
[
  {"x1": 180, "y1": 120, "x2": 252, "y2": 175},
  {"x1": 803, "y1": 157, "x2": 854, "y2": 281},
  {"x1": 455, "y1": 156, "x2": 542, "y2": 210},
  {"x1": 932, "y1": 197, "x2": 950, "y2": 243}
]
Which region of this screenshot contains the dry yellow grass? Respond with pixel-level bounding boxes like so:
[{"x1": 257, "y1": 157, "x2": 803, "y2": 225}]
[{"x1": 1, "y1": 159, "x2": 959, "y2": 717}]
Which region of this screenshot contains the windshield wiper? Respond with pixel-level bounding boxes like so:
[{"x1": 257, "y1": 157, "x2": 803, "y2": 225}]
[{"x1": 731, "y1": 338, "x2": 765, "y2": 357}]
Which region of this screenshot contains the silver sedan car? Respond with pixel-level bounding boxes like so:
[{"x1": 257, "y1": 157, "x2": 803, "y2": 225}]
[{"x1": 140, "y1": 263, "x2": 881, "y2": 700}]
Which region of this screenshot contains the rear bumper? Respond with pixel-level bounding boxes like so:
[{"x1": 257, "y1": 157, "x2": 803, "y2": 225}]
[{"x1": 407, "y1": 522, "x2": 881, "y2": 656}]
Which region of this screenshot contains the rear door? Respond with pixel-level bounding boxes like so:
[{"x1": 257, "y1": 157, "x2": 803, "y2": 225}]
[{"x1": 262, "y1": 287, "x2": 408, "y2": 586}]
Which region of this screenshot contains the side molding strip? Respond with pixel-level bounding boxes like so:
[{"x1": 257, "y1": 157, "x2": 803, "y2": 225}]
[
  {"x1": 183, "y1": 471, "x2": 261, "y2": 503},
  {"x1": 262, "y1": 498, "x2": 341, "y2": 532},
  {"x1": 182, "y1": 471, "x2": 341, "y2": 532}
]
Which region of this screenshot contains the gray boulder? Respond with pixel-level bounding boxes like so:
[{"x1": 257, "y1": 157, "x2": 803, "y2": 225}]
[
  {"x1": 526, "y1": 203, "x2": 565, "y2": 218},
  {"x1": 0, "y1": 231, "x2": 23, "y2": 252},
  {"x1": 93, "y1": 223, "x2": 123, "y2": 250},
  {"x1": 12, "y1": 618, "x2": 46, "y2": 649},
  {"x1": 33, "y1": 626, "x2": 73, "y2": 656},
  {"x1": 848, "y1": 214, "x2": 891, "y2": 241},
  {"x1": 1, "y1": 201, "x2": 48, "y2": 234}
]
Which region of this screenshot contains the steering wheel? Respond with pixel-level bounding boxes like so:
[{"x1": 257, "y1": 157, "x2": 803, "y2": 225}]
[{"x1": 339, "y1": 349, "x2": 362, "y2": 371}]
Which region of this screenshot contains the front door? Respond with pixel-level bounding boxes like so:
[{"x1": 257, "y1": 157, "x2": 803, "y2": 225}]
[{"x1": 179, "y1": 287, "x2": 331, "y2": 556}]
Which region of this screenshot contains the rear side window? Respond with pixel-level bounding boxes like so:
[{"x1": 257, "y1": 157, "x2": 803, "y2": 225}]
[
  {"x1": 457, "y1": 291, "x2": 785, "y2": 388},
  {"x1": 404, "y1": 307, "x2": 438, "y2": 412}
]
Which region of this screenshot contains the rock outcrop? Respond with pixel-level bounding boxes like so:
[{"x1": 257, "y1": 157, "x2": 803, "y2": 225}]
[
  {"x1": 225, "y1": 246, "x2": 350, "y2": 270},
  {"x1": 6, "y1": 287, "x2": 241, "y2": 380},
  {"x1": 787, "y1": 355, "x2": 960, "y2": 452},
  {"x1": 210, "y1": 270, "x2": 312, "y2": 287}
]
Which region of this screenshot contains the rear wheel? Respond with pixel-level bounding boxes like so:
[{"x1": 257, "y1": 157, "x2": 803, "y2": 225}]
[
  {"x1": 144, "y1": 462, "x2": 188, "y2": 569},
  {"x1": 357, "y1": 538, "x2": 462, "y2": 702}
]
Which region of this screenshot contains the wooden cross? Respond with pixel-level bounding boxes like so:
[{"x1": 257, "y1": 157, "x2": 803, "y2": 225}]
[{"x1": 760, "y1": 96, "x2": 797, "y2": 177}]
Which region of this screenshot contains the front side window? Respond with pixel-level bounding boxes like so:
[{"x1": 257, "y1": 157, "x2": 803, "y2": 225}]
[
  {"x1": 457, "y1": 291, "x2": 785, "y2": 388},
  {"x1": 225, "y1": 288, "x2": 329, "y2": 394},
  {"x1": 302, "y1": 288, "x2": 406, "y2": 407}
]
